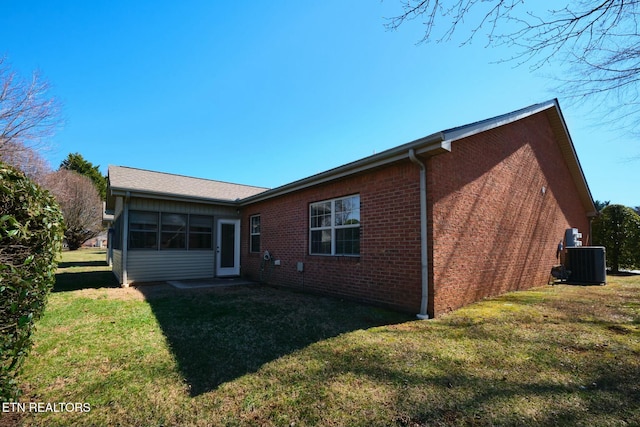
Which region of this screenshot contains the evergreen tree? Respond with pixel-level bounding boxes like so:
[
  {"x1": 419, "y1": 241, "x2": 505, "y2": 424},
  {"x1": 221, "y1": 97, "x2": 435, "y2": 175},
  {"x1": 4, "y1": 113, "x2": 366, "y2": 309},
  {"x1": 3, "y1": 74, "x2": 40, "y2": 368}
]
[{"x1": 60, "y1": 153, "x2": 107, "y2": 200}]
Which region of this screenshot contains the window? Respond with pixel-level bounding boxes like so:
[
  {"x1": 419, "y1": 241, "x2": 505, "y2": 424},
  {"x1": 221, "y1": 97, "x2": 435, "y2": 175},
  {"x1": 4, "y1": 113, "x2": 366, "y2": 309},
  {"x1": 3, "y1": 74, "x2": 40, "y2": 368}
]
[
  {"x1": 129, "y1": 211, "x2": 214, "y2": 250},
  {"x1": 160, "y1": 213, "x2": 187, "y2": 249},
  {"x1": 129, "y1": 211, "x2": 158, "y2": 249},
  {"x1": 310, "y1": 195, "x2": 360, "y2": 255},
  {"x1": 250, "y1": 215, "x2": 261, "y2": 253},
  {"x1": 189, "y1": 215, "x2": 213, "y2": 250}
]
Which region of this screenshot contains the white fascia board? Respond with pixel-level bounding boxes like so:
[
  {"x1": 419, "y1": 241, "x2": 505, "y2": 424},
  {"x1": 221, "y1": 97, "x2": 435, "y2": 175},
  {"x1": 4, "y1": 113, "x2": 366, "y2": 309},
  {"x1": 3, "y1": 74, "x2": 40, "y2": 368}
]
[
  {"x1": 442, "y1": 100, "x2": 558, "y2": 143},
  {"x1": 547, "y1": 101, "x2": 597, "y2": 214},
  {"x1": 240, "y1": 136, "x2": 450, "y2": 205},
  {"x1": 109, "y1": 188, "x2": 240, "y2": 206}
]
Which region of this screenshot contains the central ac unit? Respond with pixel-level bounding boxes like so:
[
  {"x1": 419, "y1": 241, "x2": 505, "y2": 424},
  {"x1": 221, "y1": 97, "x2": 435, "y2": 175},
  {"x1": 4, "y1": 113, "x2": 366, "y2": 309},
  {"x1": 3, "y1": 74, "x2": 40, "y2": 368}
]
[{"x1": 565, "y1": 246, "x2": 606, "y2": 285}]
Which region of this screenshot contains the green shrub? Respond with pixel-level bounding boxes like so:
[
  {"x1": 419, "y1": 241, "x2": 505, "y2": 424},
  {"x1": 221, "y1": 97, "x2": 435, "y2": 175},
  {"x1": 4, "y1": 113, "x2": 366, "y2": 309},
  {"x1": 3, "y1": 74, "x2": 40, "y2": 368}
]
[
  {"x1": 0, "y1": 162, "x2": 64, "y2": 401},
  {"x1": 592, "y1": 204, "x2": 640, "y2": 272}
]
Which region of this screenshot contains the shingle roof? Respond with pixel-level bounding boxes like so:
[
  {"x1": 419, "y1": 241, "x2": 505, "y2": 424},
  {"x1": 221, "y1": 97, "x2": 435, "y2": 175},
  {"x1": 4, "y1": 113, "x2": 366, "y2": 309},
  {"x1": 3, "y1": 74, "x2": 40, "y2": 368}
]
[{"x1": 108, "y1": 165, "x2": 269, "y2": 203}]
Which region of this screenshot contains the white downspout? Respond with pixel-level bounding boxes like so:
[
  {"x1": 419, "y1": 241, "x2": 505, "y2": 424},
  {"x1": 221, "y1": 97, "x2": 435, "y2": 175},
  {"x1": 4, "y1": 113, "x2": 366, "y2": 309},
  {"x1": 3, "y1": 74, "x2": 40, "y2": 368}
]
[
  {"x1": 408, "y1": 149, "x2": 430, "y2": 319},
  {"x1": 121, "y1": 191, "x2": 130, "y2": 287}
]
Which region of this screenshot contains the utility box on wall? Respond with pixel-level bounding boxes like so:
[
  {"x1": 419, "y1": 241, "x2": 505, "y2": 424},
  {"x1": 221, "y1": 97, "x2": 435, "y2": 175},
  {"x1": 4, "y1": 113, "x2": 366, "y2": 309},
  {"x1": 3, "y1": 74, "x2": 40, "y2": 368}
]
[{"x1": 566, "y1": 246, "x2": 606, "y2": 284}]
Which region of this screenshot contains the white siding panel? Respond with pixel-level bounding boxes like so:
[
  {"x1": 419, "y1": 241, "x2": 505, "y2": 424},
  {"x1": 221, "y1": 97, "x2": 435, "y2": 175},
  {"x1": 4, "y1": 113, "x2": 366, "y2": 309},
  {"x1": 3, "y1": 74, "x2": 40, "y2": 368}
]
[{"x1": 127, "y1": 251, "x2": 215, "y2": 282}]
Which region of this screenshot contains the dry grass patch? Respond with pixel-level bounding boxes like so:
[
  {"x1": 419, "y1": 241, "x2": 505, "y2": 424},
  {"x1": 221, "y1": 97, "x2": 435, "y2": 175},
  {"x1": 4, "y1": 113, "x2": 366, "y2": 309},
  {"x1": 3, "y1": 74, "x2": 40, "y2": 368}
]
[{"x1": 7, "y1": 249, "x2": 640, "y2": 426}]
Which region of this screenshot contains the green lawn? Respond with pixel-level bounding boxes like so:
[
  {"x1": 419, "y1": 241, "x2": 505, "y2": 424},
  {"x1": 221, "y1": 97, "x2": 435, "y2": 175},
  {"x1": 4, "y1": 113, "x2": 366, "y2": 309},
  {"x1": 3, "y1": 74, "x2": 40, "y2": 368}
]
[{"x1": 8, "y1": 249, "x2": 640, "y2": 426}]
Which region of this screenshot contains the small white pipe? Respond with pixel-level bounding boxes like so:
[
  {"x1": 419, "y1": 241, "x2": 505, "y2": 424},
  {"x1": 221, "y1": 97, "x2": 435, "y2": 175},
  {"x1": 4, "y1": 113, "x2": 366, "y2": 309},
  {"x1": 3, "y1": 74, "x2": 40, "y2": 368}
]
[{"x1": 408, "y1": 149, "x2": 430, "y2": 319}]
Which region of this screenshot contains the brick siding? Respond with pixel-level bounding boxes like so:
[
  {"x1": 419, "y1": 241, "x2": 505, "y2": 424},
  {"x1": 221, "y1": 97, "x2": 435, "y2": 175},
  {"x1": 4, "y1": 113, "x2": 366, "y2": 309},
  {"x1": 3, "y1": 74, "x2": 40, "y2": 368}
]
[
  {"x1": 428, "y1": 111, "x2": 590, "y2": 316},
  {"x1": 241, "y1": 162, "x2": 424, "y2": 313},
  {"x1": 241, "y1": 110, "x2": 590, "y2": 317}
]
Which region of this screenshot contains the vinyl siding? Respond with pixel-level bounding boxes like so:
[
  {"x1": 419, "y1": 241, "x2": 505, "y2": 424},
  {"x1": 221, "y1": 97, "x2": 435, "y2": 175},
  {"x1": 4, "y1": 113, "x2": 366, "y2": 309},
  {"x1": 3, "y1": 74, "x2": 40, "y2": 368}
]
[
  {"x1": 127, "y1": 250, "x2": 215, "y2": 283},
  {"x1": 109, "y1": 197, "x2": 237, "y2": 283},
  {"x1": 114, "y1": 196, "x2": 123, "y2": 216},
  {"x1": 129, "y1": 198, "x2": 235, "y2": 216},
  {"x1": 112, "y1": 249, "x2": 123, "y2": 283}
]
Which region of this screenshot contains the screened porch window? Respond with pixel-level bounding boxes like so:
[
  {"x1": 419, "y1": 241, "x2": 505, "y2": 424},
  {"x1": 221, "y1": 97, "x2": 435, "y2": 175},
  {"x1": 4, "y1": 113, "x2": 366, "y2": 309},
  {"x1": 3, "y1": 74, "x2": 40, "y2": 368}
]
[
  {"x1": 129, "y1": 211, "x2": 214, "y2": 250},
  {"x1": 189, "y1": 215, "x2": 213, "y2": 250},
  {"x1": 160, "y1": 213, "x2": 187, "y2": 249},
  {"x1": 129, "y1": 211, "x2": 158, "y2": 249}
]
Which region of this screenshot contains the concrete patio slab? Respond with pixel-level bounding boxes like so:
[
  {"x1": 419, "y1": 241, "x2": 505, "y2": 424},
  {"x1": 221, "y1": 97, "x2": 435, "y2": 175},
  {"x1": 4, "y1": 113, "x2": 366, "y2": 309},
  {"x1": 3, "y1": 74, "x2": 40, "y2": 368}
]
[{"x1": 167, "y1": 277, "x2": 256, "y2": 289}]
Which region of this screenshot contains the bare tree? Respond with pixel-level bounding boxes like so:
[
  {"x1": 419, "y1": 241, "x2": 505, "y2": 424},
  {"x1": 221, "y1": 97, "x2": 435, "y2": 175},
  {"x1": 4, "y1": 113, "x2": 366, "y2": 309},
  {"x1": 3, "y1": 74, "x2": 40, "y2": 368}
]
[
  {"x1": 386, "y1": 1, "x2": 640, "y2": 129},
  {"x1": 44, "y1": 170, "x2": 103, "y2": 250},
  {"x1": 0, "y1": 57, "x2": 61, "y2": 159},
  {"x1": 0, "y1": 140, "x2": 51, "y2": 185}
]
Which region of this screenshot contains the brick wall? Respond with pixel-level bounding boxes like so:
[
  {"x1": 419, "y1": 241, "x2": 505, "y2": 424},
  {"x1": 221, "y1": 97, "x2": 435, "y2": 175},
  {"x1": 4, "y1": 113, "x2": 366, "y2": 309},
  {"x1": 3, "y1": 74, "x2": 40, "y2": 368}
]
[
  {"x1": 427, "y1": 111, "x2": 590, "y2": 316},
  {"x1": 240, "y1": 110, "x2": 590, "y2": 317},
  {"x1": 241, "y1": 161, "x2": 424, "y2": 313}
]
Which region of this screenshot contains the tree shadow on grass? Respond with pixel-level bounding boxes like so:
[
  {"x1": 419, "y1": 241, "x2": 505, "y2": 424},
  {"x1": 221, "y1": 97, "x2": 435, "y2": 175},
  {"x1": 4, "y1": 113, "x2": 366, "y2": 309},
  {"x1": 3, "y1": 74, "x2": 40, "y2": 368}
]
[
  {"x1": 54, "y1": 251, "x2": 119, "y2": 292},
  {"x1": 298, "y1": 315, "x2": 640, "y2": 426},
  {"x1": 54, "y1": 270, "x2": 119, "y2": 292},
  {"x1": 608, "y1": 271, "x2": 640, "y2": 277},
  {"x1": 137, "y1": 284, "x2": 412, "y2": 396},
  {"x1": 57, "y1": 260, "x2": 109, "y2": 269}
]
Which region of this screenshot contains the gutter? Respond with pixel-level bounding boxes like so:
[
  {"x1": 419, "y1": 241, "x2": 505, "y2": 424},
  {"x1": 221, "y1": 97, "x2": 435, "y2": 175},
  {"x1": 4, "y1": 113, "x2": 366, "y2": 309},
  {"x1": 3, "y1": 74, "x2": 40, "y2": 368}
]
[
  {"x1": 109, "y1": 189, "x2": 243, "y2": 207},
  {"x1": 408, "y1": 149, "x2": 430, "y2": 320},
  {"x1": 240, "y1": 135, "x2": 449, "y2": 205}
]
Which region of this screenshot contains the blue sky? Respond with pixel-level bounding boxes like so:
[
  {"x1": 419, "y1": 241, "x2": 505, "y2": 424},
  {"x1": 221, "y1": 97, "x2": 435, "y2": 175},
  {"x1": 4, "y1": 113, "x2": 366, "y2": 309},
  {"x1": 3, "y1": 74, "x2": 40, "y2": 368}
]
[{"x1": 1, "y1": 1, "x2": 637, "y2": 207}]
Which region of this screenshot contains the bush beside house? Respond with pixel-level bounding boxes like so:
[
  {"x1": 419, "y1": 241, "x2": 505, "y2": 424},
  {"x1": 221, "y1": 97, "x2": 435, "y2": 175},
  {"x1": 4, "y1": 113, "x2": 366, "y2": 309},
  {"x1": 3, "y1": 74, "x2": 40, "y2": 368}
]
[
  {"x1": 0, "y1": 163, "x2": 64, "y2": 400},
  {"x1": 593, "y1": 204, "x2": 640, "y2": 272}
]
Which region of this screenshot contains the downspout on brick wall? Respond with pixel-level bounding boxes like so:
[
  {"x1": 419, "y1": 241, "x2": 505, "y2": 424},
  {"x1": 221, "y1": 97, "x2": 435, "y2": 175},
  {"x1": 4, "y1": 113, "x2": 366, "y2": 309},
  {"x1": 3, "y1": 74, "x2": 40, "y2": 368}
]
[{"x1": 408, "y1": 149, "x2": 430, "y2": 319}]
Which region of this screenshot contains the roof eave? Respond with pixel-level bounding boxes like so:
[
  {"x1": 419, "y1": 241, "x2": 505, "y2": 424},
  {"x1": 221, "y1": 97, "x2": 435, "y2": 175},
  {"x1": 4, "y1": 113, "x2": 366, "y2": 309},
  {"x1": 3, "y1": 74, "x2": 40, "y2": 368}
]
[
  {"x1": 105, "y1": 100, "x2": 595, "y2": 218},
  {"x1": 239, "y1": 135, "x2": 450, "y2": 205},
  {"x1": 543, "y1": 102, "x2": 597, "y2": 216},
  {"x1": 109, "y1": 187, "x2": 242, "y2": 207},
  {"x1": 441, "y1": 100, "x2": 559, "y2": 142},
  {"x1": 440, "y1": 99, "x2": 596, "y2": 216}
]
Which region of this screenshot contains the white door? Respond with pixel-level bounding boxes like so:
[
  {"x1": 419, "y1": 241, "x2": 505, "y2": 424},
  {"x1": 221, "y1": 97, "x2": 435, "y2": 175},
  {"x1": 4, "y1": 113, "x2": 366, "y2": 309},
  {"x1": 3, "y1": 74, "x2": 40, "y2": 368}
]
[{"x1": 216, "y1": 219, "x2": 240, "y2": 276}]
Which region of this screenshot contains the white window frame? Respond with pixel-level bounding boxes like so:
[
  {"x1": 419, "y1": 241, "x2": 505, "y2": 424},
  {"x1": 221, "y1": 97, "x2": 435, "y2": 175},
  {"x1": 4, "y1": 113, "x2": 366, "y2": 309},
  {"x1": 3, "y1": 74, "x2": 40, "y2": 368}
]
[
  {"x1": 249, "y1": 215, "x2": 261, "y2": 253},
  {"x1": 309, "y1": 194, "x2": 360, "y2": 256}
]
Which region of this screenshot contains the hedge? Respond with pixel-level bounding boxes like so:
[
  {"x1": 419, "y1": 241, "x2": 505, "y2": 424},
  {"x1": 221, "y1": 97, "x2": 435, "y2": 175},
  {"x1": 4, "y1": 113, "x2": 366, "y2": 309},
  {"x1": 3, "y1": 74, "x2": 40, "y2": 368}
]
[{"x1": 0, "y1": 162, "x2": 64, "y2": 401}]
